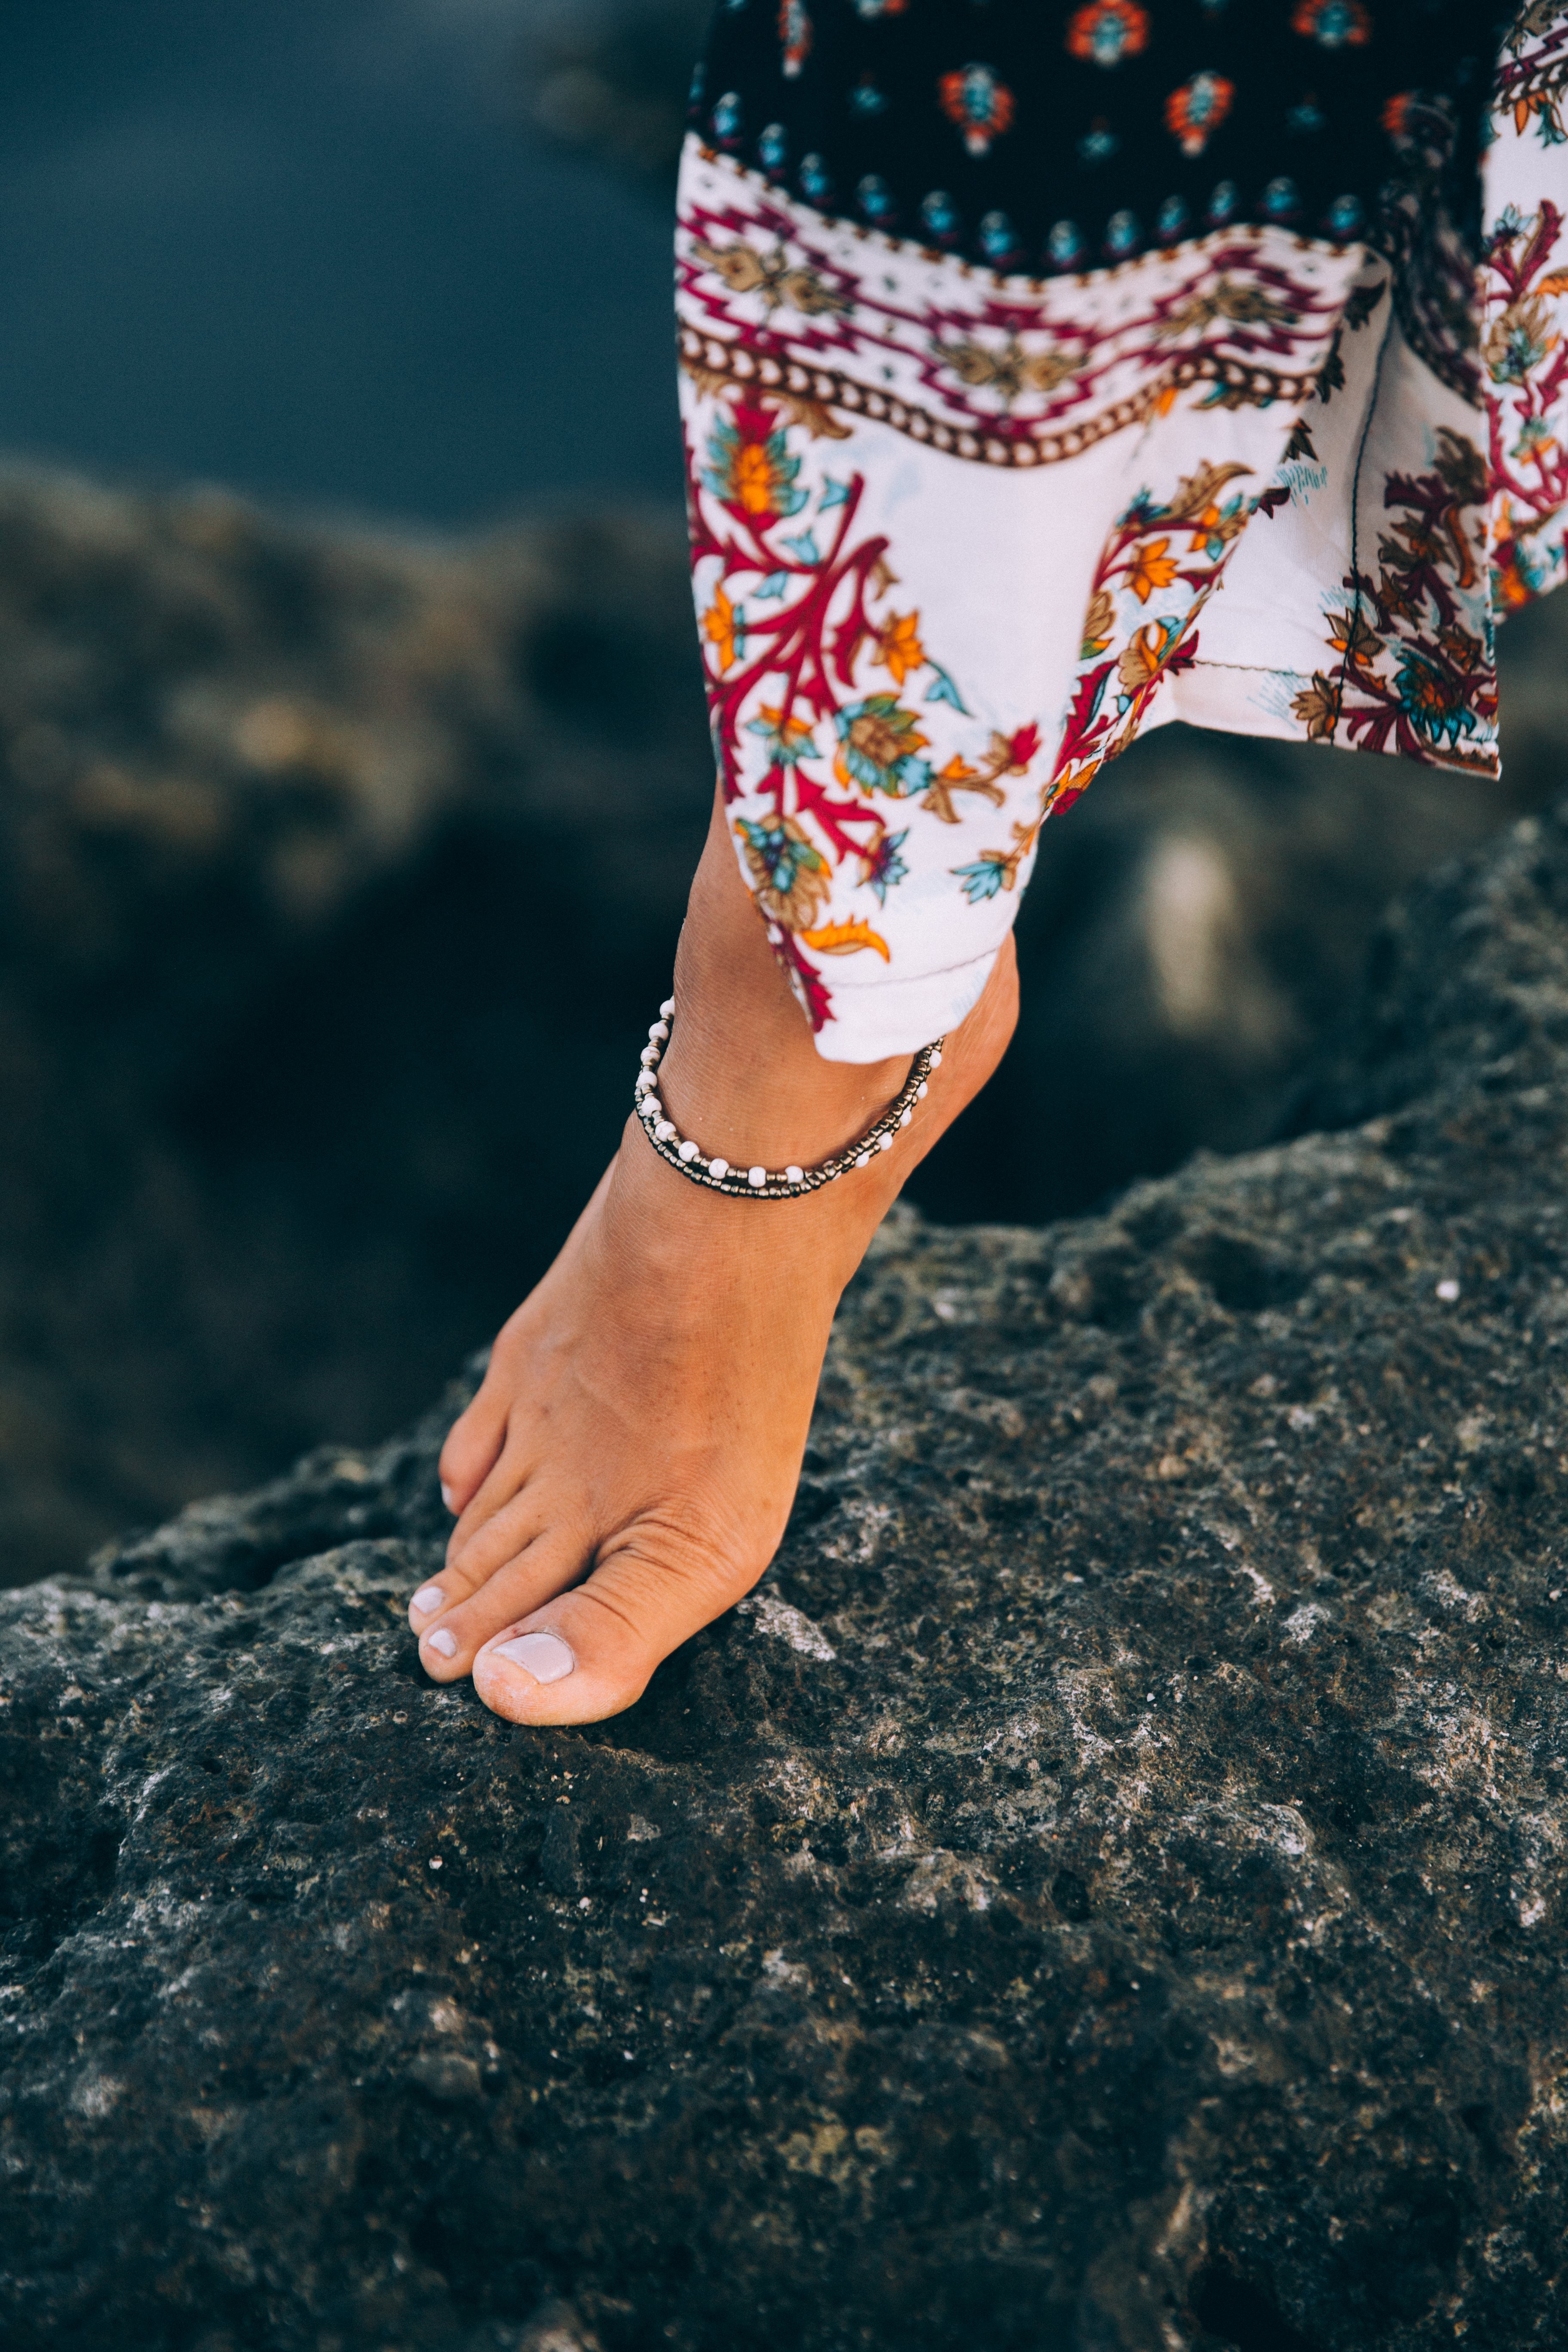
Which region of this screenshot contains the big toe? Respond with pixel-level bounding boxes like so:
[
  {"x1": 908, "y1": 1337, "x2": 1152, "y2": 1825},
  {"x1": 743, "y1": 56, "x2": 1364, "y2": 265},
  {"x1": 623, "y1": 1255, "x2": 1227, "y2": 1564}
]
[{"x1": 470, "y1": 1545, "x2": 755, "y2": 1726}]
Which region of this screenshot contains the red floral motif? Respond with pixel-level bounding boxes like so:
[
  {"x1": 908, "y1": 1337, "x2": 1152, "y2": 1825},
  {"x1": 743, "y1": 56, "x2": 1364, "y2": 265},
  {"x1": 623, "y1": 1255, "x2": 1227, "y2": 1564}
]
[
  {"x1": 1380, "y1": 90, "x2": 1416, "y2": 144},
  {"x1": 1485, "y1": 199, "x2": 1568, "y2": 611},
  {"x1": 1164, "y1": 70, "x2": 1234, "y2": 160},
  {"x1": 954, "y1": 461, "x2": 1255, "y2": 903},
  {"x1": 1493, "y1": 5, "x2": 1568, "y2": 147},
  {"x1": 1291, "y1": 0, "x2": 1371, "y2": 51},
  {"x1": 687, "y1": 392, "x2": 1042, "y2": 1026},
  {"x1": 1065, "y1": 1, "x2": 1150, "y2": 71},
  {"x1": 937, "y1": 64, "x2": 1016, "y2": 158},
  {"x1": 1290, "y1": 428, "x2": 1496, "y2": 770},
  {"x1": 779, "y1": 0, "x2": 812, "y2": 81}
]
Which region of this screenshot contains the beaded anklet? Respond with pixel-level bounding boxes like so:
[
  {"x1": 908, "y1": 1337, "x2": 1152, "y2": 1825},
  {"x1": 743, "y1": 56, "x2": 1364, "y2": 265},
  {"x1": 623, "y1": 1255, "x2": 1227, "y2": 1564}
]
[{"x1": 634, "y1": 998, "x2": 944, "y2": 1200}]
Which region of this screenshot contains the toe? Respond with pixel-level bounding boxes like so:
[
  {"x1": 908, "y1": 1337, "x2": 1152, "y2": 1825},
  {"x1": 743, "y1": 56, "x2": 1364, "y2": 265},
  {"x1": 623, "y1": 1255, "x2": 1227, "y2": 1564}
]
[
  {"x1": 443, "y1": 1431, "x2": 554, "y2": 1572},
  {"x1": 413, "y1": 1523, "x2": 591, "y2": 1678},
  {"x1": 438, "y1": 1371, "x2": 511, "y2": 1515},
  {"x1": 407, "y1": 1483, "x2": 548, "y2": 1635},
  {"x1": 471, "y1": 1538, "x2": 757, "y2": 1726}
]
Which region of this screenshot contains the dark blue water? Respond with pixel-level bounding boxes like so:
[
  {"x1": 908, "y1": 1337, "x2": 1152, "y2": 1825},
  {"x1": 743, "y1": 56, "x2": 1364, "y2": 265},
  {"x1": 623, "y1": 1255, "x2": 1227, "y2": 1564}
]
[{"x1": 0, "y1": 0, "x2": 683, "y2": 523}]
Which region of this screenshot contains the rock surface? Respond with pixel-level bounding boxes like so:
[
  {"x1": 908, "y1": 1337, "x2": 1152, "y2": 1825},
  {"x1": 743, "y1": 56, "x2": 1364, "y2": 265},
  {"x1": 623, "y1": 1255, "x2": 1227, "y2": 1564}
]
[{"x1": 8, "y1": 797, "x2": 1568, "y2": 2350}]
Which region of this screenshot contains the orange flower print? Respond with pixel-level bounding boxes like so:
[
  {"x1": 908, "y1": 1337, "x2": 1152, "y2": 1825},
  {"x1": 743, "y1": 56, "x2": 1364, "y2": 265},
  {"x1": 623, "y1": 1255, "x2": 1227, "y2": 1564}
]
[
  {"x1": 1292, "y1": 0, "x2": 1370, "y2": 50},
  {"x1": 876, "y1": 609, "x2": 926, "y2": 685},
  {"x1": 702, "y1": 584, "x2": 746, "y2": 673},
  {"x1": 938, "y1": 64, "x2": 1015, "y2": 157},
  {"x1": 1117, "y1": 617, "x2": 1181, "y2": 694},
  {"x1": 1126, "y1": 537, "x2": 1181, "y2": 602},
  {"x1": 736, "y1": 444, "x2": 784, "y2": 513},
  {"x1": 1164, "y1": 70, "x2": 1234, "y2": 159},
  {"x1": 700, "y1": 401, "x2": 808, "y2": 523},
  {"x1": 1065, "y1": 1, "x2": 1150, "y2": 70}
]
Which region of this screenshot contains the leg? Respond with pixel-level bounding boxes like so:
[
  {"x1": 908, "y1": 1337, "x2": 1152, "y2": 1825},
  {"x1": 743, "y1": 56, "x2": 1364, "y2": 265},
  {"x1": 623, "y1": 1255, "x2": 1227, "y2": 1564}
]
[{"x1": 408, "y1": 789, "x2": 1017, "y2": 1725}]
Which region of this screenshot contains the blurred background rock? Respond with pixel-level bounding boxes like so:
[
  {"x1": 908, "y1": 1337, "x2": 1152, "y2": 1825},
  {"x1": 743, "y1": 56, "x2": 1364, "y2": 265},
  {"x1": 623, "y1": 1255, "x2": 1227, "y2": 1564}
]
[{"x1": 0, "y1": 0, "x2": 1562, "y2": 1585}]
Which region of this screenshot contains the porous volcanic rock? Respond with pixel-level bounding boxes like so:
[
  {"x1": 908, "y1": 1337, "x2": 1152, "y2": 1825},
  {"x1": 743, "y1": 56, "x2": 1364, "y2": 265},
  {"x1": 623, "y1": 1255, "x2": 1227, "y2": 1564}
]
[{"x1": 7, "y1": 802, "x2": 1568, "y2": 2352}]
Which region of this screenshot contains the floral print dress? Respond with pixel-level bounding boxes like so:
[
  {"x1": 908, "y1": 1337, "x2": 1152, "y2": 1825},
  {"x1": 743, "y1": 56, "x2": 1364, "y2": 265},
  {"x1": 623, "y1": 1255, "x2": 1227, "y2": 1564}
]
[{"x1": 678, "y1": 1, "x2": 1568, "y2": 1061}]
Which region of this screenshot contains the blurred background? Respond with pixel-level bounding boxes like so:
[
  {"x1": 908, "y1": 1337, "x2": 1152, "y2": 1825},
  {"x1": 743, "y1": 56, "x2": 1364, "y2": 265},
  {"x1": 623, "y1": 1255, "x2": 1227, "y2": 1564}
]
[{"x1": 1, "y1": 0, "x2": 1562, "y2": 1587}]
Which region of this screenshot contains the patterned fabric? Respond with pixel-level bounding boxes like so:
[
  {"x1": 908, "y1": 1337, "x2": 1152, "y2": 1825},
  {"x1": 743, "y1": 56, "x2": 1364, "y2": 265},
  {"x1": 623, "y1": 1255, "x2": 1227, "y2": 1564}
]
[
  {"x1": 692, "y1": 0, "x2": 1485, "y2": 289},
  {"x1": 678, "y1": 4, "x2": 1568, "y2": 1061}
]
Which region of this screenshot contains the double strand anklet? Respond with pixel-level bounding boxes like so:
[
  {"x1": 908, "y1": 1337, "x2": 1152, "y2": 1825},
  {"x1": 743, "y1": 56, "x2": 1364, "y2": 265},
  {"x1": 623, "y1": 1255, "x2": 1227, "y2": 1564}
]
[{"x1": 635, "y1": 998, "x2": 944, "y2": 1200}]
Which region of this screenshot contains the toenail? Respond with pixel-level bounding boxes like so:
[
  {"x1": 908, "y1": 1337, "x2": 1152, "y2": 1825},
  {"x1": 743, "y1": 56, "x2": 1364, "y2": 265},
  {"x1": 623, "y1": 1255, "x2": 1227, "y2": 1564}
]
[
  {"x1": 411, "y1": 1583, "x2": 444, "y2": 1614},
  {"x1": 492, "y1": 1629, "x2": 575, "y2": 1682},
  {"x1": 440, "y1": 1482, "x2": 456, "y2": 1512},
  {"x1": 425, "y1": 1627, "x2": 458, "y2": 1657}
]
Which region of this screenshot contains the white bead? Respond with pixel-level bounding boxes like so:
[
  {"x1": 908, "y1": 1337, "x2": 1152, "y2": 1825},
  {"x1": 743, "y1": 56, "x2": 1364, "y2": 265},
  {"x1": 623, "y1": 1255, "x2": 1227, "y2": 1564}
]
[
  {"x1": 660, "y1": 998, "x2": 675, "y2": 1018},
  {"x1": 678, "y1": 1139, "x2": 699, "y2": 1162},
  {"x1": 640, "y1": 1097, "x2": 659, "y2": 1121},
  {"x1": 899, "y1": 1108, "x2": 912, "y2": 1127},
  {"x1": 640, "y1": 1044, "x2": 658, "y2": 1065},
  {"x1": 649, "y1": 1020, "x2": 669, "y2": 1042},
  {"x1": 655, "y1": 1120, "x2": 677, "y2": 1141},
  {"x1": 785, "y1": 1165, "x2": 804, "y2": 1185},
  {"x1": 854, "y1": 1152, "x2": 870, "y2": 1169},
  {"x1": 766, "y1": 925, "x2": 783, "y2": 944},
  {"x1": 929, "y1": 1049, "x2": 943, "y2": 1068},
  {"x1": 916, "y1": 1081, "x2": 928, "y2": 1099},
  {"x1": 877, "y1": 1133, "x2": 893, "y2": 1152},
  {"x1": 709, "y1": 1157, "x2": 729, "y2": 1180},
  {"x1": 636, "y1": 1069, "x2": 655, "y2": 1090},
  {"x1": 748, "y1": 1166, "x2": 766, "y2": 1187}
]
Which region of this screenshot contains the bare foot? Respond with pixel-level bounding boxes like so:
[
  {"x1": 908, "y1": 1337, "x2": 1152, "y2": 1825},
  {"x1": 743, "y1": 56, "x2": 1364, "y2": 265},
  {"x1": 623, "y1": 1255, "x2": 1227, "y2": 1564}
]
[{"x1": 407, "y1": 796, "x2": 1017, "y2": 1724}]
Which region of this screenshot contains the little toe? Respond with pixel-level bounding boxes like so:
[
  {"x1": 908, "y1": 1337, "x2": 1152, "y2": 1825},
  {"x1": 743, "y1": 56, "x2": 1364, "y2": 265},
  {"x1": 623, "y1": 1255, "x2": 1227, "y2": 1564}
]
[
  {"x1": 471, "y1": 1541, "x2": 755, "y2": 1726},
  {"x1": 438, "y1": 1374, "x2": 511, "y2": 1515}
]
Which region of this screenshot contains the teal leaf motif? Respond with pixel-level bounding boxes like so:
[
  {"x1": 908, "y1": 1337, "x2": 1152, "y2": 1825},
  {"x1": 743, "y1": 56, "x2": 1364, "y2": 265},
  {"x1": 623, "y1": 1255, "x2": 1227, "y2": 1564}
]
[{"x1": 924, "y1": 665, "x2": 970, "y2": 713}]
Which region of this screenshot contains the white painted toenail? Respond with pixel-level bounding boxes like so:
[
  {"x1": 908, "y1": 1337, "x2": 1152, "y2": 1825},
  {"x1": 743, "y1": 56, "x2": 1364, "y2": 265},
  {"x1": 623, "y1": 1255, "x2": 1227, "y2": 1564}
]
[
  {"x1": 440, "y1": 1482, "x2": 455, "y2": 1512},
  {"x1": 426, "y1": 1628, "x2": 458, "y2": 1657},
  {"x1": 411, "y1": 1583, "x2": 444, "y2": 1614},
  {"x1": 493, "y1": 1630, "x2": 575, "y2": 1682}
]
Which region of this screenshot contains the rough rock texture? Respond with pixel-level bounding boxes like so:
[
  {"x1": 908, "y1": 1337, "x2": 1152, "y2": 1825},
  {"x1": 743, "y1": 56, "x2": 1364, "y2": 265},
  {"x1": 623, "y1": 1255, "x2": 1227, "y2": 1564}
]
[
  {"x1": 0, "y1": 457, "x2": 1557, "y2": 1585},
  {"x1": 8, "y1": 798, "x2": 1568, "y2": 2351}
]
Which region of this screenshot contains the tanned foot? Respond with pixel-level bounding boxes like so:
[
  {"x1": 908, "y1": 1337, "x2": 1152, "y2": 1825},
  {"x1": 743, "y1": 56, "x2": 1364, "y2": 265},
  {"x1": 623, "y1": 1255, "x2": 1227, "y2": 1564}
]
[{"x1": 407, "y1": 795, "x2": 1018, "y2": 1725}]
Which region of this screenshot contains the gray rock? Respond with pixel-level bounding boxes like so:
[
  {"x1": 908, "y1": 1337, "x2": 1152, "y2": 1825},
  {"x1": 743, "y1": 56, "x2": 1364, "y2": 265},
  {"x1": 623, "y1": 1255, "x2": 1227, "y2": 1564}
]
[{"x1": 8, "y1": 798, "x2": 1568, "y2": 2349}]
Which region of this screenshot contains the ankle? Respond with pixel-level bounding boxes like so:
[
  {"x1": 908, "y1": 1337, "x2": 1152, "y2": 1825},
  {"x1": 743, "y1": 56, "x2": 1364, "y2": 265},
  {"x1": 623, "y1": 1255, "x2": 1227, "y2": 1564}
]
[
  {"x1": 647, "y1": 792, "x2": 1019, "y2": 1185},
  {"x1": 658, "y1": 812, "x2": 910, "y2": 1169}
]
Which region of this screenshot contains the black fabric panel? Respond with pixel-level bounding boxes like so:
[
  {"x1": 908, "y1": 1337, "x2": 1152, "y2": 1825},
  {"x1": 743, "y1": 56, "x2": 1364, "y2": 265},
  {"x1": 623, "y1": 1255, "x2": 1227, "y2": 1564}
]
[{"x1": 689, "y1": 0, "x2": 1498, "y2": 275}]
